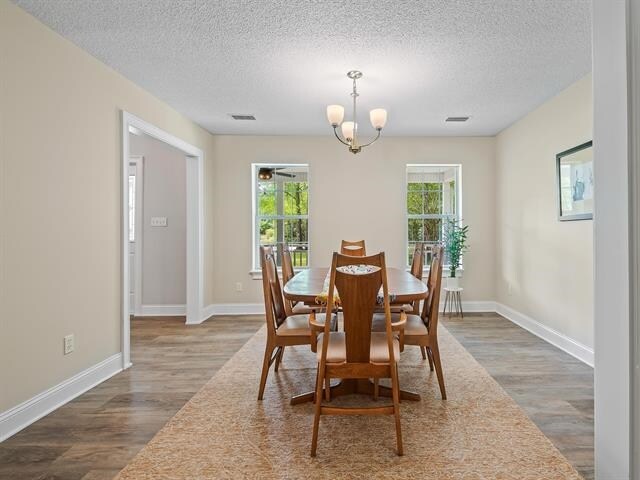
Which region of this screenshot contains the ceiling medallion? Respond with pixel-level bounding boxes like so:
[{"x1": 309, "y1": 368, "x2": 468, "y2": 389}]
[{"x1": 326, "y1": 70, "x2": 387, "y2": 154}]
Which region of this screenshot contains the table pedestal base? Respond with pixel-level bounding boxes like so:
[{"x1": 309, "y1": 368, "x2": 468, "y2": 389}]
[{"x1": 290, "y1": 378, "x2": 420, "y2": 405}]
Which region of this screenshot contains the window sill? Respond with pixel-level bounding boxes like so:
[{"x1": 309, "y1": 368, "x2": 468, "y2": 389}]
[{"x1": 408, "y1": 266, "x2": 464, "y2": 278}]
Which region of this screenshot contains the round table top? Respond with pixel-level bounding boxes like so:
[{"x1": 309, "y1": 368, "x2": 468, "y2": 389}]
[{"x1": 283, "y1": 267, "x2": 428, "y2": 304}]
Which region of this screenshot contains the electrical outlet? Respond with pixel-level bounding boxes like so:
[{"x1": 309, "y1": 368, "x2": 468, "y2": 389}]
[
  {"x1": 236, "y1": 282, "x2": 243, "y2": 292},
  {"x1": 64, "y1": 334, "x2": 74, "y2": 355},
  {"x1": 150, "y1": 216, "x2": 168, "y2": 227}
]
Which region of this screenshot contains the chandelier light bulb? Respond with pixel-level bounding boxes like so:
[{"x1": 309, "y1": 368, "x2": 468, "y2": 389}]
[
  {"x1": 370, "y1": 108, "x2": 387, "y2": 130},
  {"x1": 326, "y1": 105, "x2": 345, "y2": 126},
  {"x1": 341, "y1": 121, "x2": 355, "y2": 141}
]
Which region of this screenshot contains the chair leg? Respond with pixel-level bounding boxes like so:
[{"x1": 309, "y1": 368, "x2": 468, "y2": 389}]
[
  {"x1": 311, "y1": 363, "x2": 325, "y2": 457},
  {"x1": 420, "y1": 346, "x2": 427, "y2": 360},
  {"x1": 324, "y1": 375, "x2": 331, "y2": 401},
  {"x1": 426, "y1": 346, "x2": 435, "y2": 371},
  {"x1": 258, "y1": 341, "x2": 275, "y2": 400},
  {"x1": 390, "y1": 362, "x2": 403, "y2": 456},
  {"x1": 373, "y1": 378, "x2": 379, "y2": 400},
  {"x1": 274, "y1": 346, "x2": 284, "y2": 372},
  {"x1": 430, "y1": 342, "x2": 447, "y2": 400}
]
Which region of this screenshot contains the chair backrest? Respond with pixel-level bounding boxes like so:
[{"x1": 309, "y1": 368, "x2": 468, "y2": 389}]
[
  {"x1": 278, "y1": 242, "x2": 295, "y2": 286},
  {"x1": 260, "y1": 246, "x2": 287, "y2": 336},
  {"x1": 321, "y1": 252, "x2": 395, "y2": 365},
  {"x1": 410, "y1": 243, "x2": 425, "y2": 281},
  {"x1": 421, "y1": 244, "x2": 444, "y2": 336},
  {"x1": 340, "y1": 239, "x2": 367, "y2": 257}
]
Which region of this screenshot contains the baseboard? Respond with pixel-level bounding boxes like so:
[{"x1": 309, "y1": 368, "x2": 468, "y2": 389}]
[
  {"x1": 200, "y1": 303, "x2": 264, "y2": 322},
  {"x1": 138, "y1": 304, "x2": 186, "y2": 316},
  {"x1": 495, "y1": 303, "x2": 594, "y2": 367},
  {"x1": 0, "y1": 353, "x2": 123, "y2": 442}
]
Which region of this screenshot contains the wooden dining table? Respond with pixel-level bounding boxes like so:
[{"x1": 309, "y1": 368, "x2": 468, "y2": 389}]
[{"x1": 283, "y1": 267, "x2": 428, "y2": 405}]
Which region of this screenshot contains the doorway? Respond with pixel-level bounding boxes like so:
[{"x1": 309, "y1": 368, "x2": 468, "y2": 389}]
[{"x1": 121, "y1": 111, "x2": 204, "y2": 369}]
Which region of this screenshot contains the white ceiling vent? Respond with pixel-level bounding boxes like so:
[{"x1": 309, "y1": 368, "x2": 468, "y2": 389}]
[
  {"x1": 230, "y1": 114, "x2": 256, "y2": 120},
  {"x1": 445, "y1": 116, "x2": 470, "y2": 123}
]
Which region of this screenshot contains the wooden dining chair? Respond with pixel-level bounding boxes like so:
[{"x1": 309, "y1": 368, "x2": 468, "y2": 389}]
[
  {"x1": 258, "y1": 246, "x2": 335, "y2": 400},
  {"x1": 375, "y1": 242, "x2": 425, "y2": 314},
  {"x1": 340, "y1": 239, "x2": 366, "y2": 257},
  {"x1": 311, "y1": 251, "x2": 404, "y2": 456},
  {"x1": 278, "y1": 242, "x2": 316, "y2": 315},
  {"x1": 371, "y1": 244, "x2": 447, "y2": 399}
]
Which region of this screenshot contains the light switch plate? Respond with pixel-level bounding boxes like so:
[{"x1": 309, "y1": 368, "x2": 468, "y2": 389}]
[
  {"x1": 64, "y1": 334, "x2": 74, "y2": 355},
  {"x1": 150, "y1": 217, "x2": 168, "y2": 227}
]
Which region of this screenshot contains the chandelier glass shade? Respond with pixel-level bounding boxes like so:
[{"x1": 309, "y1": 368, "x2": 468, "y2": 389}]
[{"x1": 326, "y1": 71, "x2": 387, "y2": 154}]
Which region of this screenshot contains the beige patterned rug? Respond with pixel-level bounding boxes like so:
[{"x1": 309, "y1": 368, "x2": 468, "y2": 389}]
[{"x1": 116, "y1": 325, "x2": 582, "y2": 479}]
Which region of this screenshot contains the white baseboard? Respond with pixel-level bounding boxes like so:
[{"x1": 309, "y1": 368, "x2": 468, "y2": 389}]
[
  {"x1": 200, "y1": 303, "x2": 264, "y2": 323},
  {"x1": 0, "y1": 353, "x2": 123, "y2": 442},
  {"x1": 138, "y1": 304, "x2": 186, "y2": 316},
  {"x1": 495, "y1": 302, "x2": 594, "y2": 367}
]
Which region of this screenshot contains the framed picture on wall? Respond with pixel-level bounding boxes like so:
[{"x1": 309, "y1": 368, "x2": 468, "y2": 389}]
[{"x1": 556, "y1": 140, "x2": 593, "y2": 221}]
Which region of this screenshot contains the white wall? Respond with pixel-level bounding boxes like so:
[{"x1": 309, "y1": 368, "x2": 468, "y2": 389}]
[
  {"x1": 495, "y1": 74, "x2": 593, "y2": 350},
  {"x1": 592, "y1": 0, "x2": 631, "y2": 478},
  {"x1": 130, "y1": 133, "x2": 187, "y2": 306},
  {"x1": 210, "y1": 135, "x2": 496, "y2": 306}
]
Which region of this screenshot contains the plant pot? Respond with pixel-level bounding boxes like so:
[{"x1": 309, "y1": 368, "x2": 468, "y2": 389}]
[{"x1": 447, "y1": 277, "x2": 460, "y2": 289}]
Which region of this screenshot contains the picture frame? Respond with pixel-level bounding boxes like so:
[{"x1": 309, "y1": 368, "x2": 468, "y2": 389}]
[{"x1": 556, "y1": 140, "x2": 593, "y2": 221}]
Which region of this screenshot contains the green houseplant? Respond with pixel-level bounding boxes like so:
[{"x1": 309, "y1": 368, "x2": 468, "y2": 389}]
[{"x1": 443, "y1": 219, "x2": 469, "y2": 285}]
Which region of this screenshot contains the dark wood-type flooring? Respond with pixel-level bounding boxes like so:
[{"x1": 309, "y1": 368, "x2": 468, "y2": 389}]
[{"x1": 0, "y1": 313, "x2": 593, "y2": 479}]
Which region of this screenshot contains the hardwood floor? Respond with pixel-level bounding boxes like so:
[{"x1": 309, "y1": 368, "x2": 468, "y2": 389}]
[
  {"x1": 0, "y1": 316, "x2": 264, "y2": 480},
  {"x1": 0, "y1": 313, "x2": 593, "y2": 479},
  {"x1": 442, "y1": 313, "x2": 594, "y2": 480}
]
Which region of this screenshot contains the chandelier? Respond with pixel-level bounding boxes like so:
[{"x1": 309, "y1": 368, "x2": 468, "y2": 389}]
[{"x1": 326, "y1": 70, "x2": 387, "y2": 154}]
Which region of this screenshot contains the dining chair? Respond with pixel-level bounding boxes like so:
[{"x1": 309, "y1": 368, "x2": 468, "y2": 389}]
[
  {"x1": 310, "y1": 251, "x2": 404, "y2": 456},
  {"x1": 340, "y1": 239, "x2": 366, "y2": 257},
  {"x1": 374, "y1": 242, "x2": 425, "y2": 314},
  {"x1": 258, "y1": 246, "x2": 336, "y2": 400},
  {"x1": 371, "y1": 244, "x2": 447, "y2": 399},
  {"x1": 278, "y1": 242, "x2": 316, "y2": 315}
]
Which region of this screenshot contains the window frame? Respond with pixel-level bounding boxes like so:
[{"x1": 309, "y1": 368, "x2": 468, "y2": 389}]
[
  {"x1": 251, "y1": 163, "x2": 311, "y2": 274},
  {"x1": 405, "y1": 163, "x2": 463, "y2": 271}
]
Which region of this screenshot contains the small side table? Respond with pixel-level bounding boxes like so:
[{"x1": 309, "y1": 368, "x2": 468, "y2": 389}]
[{"x1": 443, "y1": 287, "x2": 464, "y2": 318}]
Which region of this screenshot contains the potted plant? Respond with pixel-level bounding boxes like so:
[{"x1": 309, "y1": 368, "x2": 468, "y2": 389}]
[{"x1": 443, "y1": 219, "x2": 469, "y2": 288}]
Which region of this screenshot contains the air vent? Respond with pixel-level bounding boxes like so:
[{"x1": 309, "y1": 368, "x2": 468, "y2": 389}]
[
  {"x1": 445, "y1": 116, "x2": 470, "y2": 122},
  {"x1": 230, "y1": 114, "x2": 256, "y2": 120}
]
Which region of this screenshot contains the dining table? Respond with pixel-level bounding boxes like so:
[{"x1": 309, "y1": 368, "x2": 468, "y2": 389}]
[{"x1": 283, "y1": 266, "x2": 428, "y2": 405}]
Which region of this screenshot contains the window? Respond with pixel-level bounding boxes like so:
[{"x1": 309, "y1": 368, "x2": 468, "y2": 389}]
[
  {"x1": 406, "y1": 164, "x2": 461, "y2": 268},
  {"x1": 253, "y1": 164, "x2": 309, "y2": 270}
]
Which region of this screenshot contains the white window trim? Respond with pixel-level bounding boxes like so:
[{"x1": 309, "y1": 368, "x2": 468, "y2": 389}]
[
  {"x1": 405, "y1": 163, "x2": 463, "y2": 270},
  {"x1": 251, "y1": 163, "x2": 311, "y2": 277}
]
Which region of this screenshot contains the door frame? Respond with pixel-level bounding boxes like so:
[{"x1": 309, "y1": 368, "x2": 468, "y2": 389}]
[{"x1": 121, "y1": 111, "x2": 204, "y2": 369}]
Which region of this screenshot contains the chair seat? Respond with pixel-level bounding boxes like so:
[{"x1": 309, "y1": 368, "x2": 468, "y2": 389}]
[
  {"x1": 373, "y1": 303, "x2": 414, "y2": 313},
  {"x1": 277, "y1": 313, "x2": 335, "y2": 337},
  {"x1": 316, "y1": 332, "x2": 400, "y2": 364},
  {"x1": 371, "y1": 313, "x2": 428, "y2": 336}
]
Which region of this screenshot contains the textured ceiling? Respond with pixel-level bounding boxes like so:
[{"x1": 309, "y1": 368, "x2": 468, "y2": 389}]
[{"x1": 14, "y1": 0, "x2": 591, "y2": 136}]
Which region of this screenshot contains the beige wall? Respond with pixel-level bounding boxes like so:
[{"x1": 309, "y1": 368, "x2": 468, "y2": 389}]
[
  {"x1": 495, "y1": 74, "x2": 593, "y2": 348},
  {"x1": 210, "y1": 135, "x2": 496, "y2": 305},
  {"x1": 0, "y1": 0, "x2": 216, "y2": 411},
  {"x1": 130, "y1": 133, "x2": 187, "y2": 306}
]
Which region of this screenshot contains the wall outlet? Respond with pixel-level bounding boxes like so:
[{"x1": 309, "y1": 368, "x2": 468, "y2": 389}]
[
  {"x1": 150, "y1": 216, "x2": 168, "y2": 227},
  {"x1": 64, "y1": 334, "x2": 74, "y2": 355},
  {"x1": 236, "y1": 282, "x2": 243, "y2": 292}
]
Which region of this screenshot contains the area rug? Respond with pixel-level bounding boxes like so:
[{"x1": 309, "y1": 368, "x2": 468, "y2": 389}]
[{"x1": 116, "y1": 324, "x2": 582, "y2": 479}]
